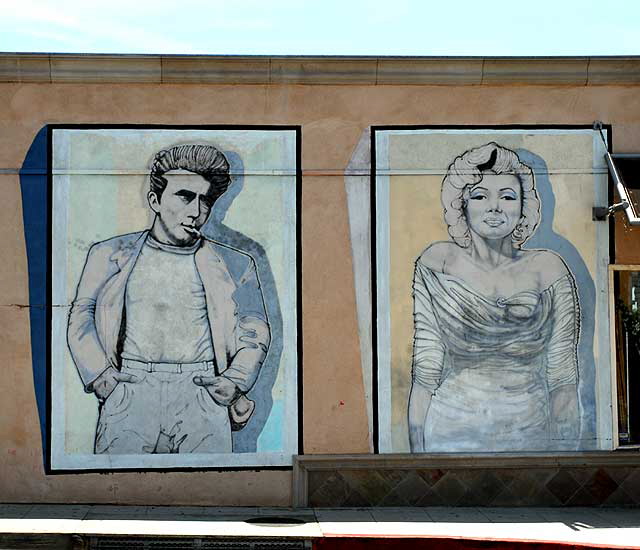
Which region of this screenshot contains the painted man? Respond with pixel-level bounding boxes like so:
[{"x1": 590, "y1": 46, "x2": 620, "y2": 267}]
[{"x1": 68, "y1": 144, "x2": 270, "y2": 454}]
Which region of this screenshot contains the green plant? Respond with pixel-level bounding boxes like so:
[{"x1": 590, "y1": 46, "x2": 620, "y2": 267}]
[{"x1": 617, "y1": 299, "x2": 640, "y2": 339}]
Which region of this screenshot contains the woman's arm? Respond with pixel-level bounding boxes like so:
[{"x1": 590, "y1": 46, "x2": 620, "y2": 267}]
[
  {"x1": 550, "y1": 384, "x2": 579, "y2": 442},
  {"x1": 545, "y1": 267, "x2": 581, "y2": 447},
  {"x1": 408, "y1": 261, "x2": 445, "y2": 452},
  {"x1": 408, "y1": 385, "x2": 432, "y2": 452}
]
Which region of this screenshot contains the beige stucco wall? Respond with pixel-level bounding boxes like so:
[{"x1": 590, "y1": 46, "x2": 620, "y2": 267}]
[{"x1": 2, "y1": 80, "x2": 640, "y2": 504}]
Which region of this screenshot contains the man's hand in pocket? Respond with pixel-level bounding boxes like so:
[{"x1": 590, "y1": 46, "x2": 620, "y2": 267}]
[
  {"x1": 192, "y1": 375, "x2": 239, "y2": 406},
  {"x1": 91, "y1": 366, "x2": 140, "y2": 402}
]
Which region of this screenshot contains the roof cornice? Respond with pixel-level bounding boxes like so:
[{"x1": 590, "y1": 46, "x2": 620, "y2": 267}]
[{"x1": 1, "y1": 54, "x2": 639, "y2": 85}]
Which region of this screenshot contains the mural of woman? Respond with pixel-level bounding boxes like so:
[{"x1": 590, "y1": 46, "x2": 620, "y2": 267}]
[{"x1": 408, "y1": 142, "x2": 581, "y2": 452}]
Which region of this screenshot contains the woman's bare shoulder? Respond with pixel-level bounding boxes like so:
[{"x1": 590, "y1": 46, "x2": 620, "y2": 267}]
[
  {"x1": 522, "y1": 249, "x2": 571, "y2": 287},
  {"x1": 416, "y1": 241, "x2": 461, "y2": 272}
]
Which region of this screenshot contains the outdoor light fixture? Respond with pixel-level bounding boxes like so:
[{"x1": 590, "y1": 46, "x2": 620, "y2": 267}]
[{"x1": 594, "y1": 120, "x2": 640, "y2": 224}]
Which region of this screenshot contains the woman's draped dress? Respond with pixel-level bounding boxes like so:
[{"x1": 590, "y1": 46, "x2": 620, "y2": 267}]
[{"x1": 412, "y1": 256, "x2": 579, "y2": 451}]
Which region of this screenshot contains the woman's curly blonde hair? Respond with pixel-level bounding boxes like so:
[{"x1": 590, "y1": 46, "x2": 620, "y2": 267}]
[{"x1": 441, "y1": 142, "x2": 541, "y2": 248}]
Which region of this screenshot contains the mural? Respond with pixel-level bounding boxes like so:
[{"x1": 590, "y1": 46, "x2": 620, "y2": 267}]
[
  {"x1": 49, "y1": 128, "x2": 299, "y2": 470},
  {"x1": 409, "y1": 142, "x2": 580, "y2": 452},
  {"x1": 373, "y1": 129, "x2": 612, "y2": 453}
]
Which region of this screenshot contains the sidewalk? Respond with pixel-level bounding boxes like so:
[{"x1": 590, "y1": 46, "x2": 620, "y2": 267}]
[{"x1": 1, "y1": 504, "x2": 639, "y2": 548}]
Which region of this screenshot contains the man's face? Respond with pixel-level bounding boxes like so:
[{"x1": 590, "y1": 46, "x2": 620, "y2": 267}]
[{"x1": 148, "y1": 171, "x2": 216, "y2": 246}]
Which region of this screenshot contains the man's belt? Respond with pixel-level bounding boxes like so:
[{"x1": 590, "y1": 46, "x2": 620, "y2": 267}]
[
  {"x1": 121, "y1": 358, "x2": 254, "y2": 432},
  {"x1": 121, "y1": 358, "x2": 215, "y2": 374}
]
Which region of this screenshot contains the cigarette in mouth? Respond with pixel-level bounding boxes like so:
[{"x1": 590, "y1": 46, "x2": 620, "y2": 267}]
[{"x1": 183, "y1": 226, "x2": 201, "y2": 237}]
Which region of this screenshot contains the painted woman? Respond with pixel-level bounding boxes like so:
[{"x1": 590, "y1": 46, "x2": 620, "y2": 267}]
[{"x1": 408, "y1": 142, "x2": 581, "y2": 452}]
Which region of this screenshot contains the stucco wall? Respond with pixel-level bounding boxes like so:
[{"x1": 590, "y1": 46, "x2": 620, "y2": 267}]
[{"x1": 1, "y1": 79, "x2": 640, "y2": 504}]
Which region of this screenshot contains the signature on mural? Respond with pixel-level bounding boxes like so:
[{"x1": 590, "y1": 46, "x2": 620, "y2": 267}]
[
  {"x1": 67, "y1": 144, "x2": 270, "y2": 454},
  {"x1": 408, "y1": 142, "x2": 581, "y2": 452}
]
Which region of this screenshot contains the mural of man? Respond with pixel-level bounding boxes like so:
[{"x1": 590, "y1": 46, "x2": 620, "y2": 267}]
[{"x1": 67, "y1": 144, "x2": 270, "y2": 454}]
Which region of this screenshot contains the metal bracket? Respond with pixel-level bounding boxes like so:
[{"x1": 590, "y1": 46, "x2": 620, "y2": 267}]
[{"x1": 593, "y1": 201, "x2": 630, "y2": 221}]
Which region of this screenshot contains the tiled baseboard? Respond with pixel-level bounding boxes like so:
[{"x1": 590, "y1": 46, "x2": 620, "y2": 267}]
[{"x1": 293, "y1": 453, "x2": 640, "y2": 507}]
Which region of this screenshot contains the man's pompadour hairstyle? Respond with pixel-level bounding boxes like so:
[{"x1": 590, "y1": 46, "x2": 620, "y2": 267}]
[{"x1": 150, "y1": 144, "x2": 231, "y2": 200}]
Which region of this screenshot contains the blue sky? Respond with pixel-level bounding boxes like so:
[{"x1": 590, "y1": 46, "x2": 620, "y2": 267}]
[{"x1": 1, "y1": 0, "x2": 639, "y2": 56}]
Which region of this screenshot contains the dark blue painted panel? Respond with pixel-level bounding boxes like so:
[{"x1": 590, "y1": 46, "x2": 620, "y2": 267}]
[{"x1": 19, "y1": 126, "x2": 49, "y2": 462}]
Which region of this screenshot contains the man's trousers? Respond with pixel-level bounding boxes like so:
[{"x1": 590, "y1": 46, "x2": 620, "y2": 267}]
[{"x1": 94, "y1": 361, "x2": 232, "y2": 454}]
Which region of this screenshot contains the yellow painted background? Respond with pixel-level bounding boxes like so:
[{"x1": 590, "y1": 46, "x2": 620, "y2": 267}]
[{"x1": 386, "y1": 133, "x2": 599, "y2": 451}]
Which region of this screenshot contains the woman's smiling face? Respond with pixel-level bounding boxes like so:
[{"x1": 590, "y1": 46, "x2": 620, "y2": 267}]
[{"x1": 464, "y1": 172, "x2": 522, "y2": 242}]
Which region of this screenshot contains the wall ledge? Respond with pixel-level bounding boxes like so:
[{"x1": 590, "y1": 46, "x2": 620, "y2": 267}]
[
  {"x1": 1, "y1": 54, "x2": 640, "y2": 85},
  {"x1": 293, "y1": 452, "x2": 640, "y2": 507}
]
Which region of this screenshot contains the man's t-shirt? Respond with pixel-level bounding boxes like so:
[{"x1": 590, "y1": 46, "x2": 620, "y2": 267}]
[{"x1": 121, "y1": 235, "x2": 215, "y2": 363}]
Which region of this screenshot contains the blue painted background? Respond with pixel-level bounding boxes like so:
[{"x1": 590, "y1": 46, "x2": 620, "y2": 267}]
[{"x1": 518, "y1": 148, "x2": 597, "y2": 446}]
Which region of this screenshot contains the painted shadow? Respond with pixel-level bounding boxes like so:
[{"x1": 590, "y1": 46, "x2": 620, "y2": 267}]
[
  {"x1": 517, "y1": 148, "x2": 597, "y2": 446},
  {"x1": 19, "y1": 126, "x2": 48, "y2": 461},
  {"x1": 206, "y1": 150, "x2": 283, "y2": 453}
]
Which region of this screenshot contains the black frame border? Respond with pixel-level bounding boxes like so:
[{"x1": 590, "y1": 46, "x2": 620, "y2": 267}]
[
  {"x1": 370, "y1": 123, "x2": 613, "y2": 454},
  {"x1": 45, "y1": 124, "x2": 303, "y2": 474}
]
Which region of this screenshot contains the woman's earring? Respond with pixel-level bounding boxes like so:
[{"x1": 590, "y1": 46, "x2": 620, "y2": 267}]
[{"x1": 512, "y1": 219, "x2": 525, "y2": 243}]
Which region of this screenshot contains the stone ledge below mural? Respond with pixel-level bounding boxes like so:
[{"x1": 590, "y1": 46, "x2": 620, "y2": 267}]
[{"x1": 293, "y1": 453, "x2": 640, "y2": 508}]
